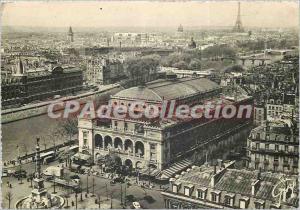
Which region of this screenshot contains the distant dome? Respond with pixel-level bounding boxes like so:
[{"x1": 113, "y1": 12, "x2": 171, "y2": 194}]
[
  {"x1": 188, "y1": 37, "x2": 197, "y2": 49},
  {"x1": 178, "y1": 24, "x2": 183, "y2": 32},
  {"x1": 114, "y1": 86, "x2": 162, "y2": 101}
]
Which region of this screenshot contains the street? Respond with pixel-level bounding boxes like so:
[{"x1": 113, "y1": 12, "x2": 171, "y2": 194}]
[{"x1": 2, "y1": 160, "x2": 166, "y2": 209}]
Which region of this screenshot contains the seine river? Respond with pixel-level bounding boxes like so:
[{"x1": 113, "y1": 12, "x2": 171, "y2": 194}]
[
  {"x1": 2, "y1": 115, "x2": 68, "y2": 161},
  {"x1": 2, "y1": 86, "x2": 123, "y2": 161}
]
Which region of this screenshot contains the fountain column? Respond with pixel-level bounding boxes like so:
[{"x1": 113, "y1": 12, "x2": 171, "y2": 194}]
[{"x1": 31, "y1": 138, "x2": 47, "y2": 202}]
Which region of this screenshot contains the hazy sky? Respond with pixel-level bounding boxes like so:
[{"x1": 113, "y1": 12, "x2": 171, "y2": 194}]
[{"x1": 1, "y1": 1, "x2": 299, "y2": 28}]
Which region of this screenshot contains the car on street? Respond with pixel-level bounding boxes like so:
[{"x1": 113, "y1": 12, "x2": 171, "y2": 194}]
[
  {"x1": 53, "y1": 95, "x2": 61, "y2": 99},
  {"x1": 70, "y1": 174, "x2": 81, "y2": 184},
  {"x1": 2, "y1": 168, "x2": 8, "y2": 177},
  {"x1": 114, "y1": 177, "x2": 125, "y2": 183},
  {"x1": 132, "y1": 202, "x2": 142, "y2": 209},
  {"x1": 70, "y1": 164, "x2": 84, "y2": 174},
  {"x1": 12, "y1": 169, "x2": 27, "y2": 178}
]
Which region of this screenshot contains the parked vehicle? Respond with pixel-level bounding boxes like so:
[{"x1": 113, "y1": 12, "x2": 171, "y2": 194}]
[
  {"x1": 132, "y1": 202, "x2": 141, "y2": 209},
  {"x1": 41, "y1": 151, "x2": 56, "y2": 164},
  {"x1": 69, "y1": 175, "x2": 80, "y2": 184},
  {"x1": 43, "y1": 166, "x2": 64, "y2": 177},
  {"x1": 13, "y1": 169, "x2": 27, "y2": 178},
  {"x1": 114, "y1": 177, "x2": 125, "y2": 183},
  {"x1": 68, "y1": 145, "x2": 79, "y2": 153},
  {"x1": 51, "y1": 177, "x2": 80, "y2": 192},
  {"x1": 7, "y1": 169, "x2": 15, "y2": 177},
  {"x1": 2, "y1": 168, "x2": 8, "y2": 177},
  {"x1": 53, "y1": 95, "x2": 61, "y2": 99},
  {"x1": 70, "y1": 164, "x2": 84, "y2": 174}
]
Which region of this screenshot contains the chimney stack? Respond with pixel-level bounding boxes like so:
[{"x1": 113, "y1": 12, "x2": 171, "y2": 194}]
[
  {"x1": 251, "y1": 179, "x2": 261, "y2": 196},
  {"x1": 257, "y1": 167, "x2": 262, "y2": 180}
]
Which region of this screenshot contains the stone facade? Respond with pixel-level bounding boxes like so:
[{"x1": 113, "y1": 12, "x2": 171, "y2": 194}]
[
  {"x1": 246, "y1": 121, "x2": 299, "y2": 174},
  {"x1": 1, "y1": 61, "x2": 83, "y2": 108}
]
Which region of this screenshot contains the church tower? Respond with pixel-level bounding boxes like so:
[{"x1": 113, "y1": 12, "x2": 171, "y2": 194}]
[
  {"x1": 13, "y1": 55, "x2": 26, "y2": 76},
  {"x1": 68, "y1": 26, "x2": 74, "y2": 42}
]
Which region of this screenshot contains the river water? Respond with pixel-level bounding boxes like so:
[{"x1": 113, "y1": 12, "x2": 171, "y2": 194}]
[
  {"x1": 2, "y1": 115, "x2": 68, "y2": 161},
  {"x1": 1, "y1": 86, "x2": 123, "y2": 161}
]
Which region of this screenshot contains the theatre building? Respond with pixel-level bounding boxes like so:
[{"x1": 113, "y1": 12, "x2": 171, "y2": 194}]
[{"x1": 78, "y1": 75, "x2": 253, "y2": 178}]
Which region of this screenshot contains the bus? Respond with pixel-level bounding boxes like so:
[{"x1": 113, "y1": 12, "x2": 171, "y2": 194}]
[
  {"x1": 41, "y1": 151, "x2": 56, "y2": 164},
  {"x1": 68, "y1": 145, "x2": 79, "y2": 153}
]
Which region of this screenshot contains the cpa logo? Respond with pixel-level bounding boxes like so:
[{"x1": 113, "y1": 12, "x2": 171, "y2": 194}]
[{"x1": 272, "y1": 176, "x2": 297, "y2": 205}]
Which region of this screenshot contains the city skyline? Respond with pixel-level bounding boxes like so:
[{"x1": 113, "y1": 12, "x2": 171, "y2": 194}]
[{"x1": 1, "y1": 1, "x2": 299, "y2": 29}]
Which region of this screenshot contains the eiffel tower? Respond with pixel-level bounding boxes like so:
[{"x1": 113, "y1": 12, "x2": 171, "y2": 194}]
[{"x1": 233, "y1": 2, "x2": 244, "y2": 33}]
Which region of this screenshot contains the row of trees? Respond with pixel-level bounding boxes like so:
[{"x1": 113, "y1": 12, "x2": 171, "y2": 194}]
[
  {"x1": 124, "y1": 54, "x2": 161, "y2": 83},
  {"x1": 236, "y1": 39, "x2": 298, "y2": 52},
  {"x1": 161, "y1": 45, "x2": 236, "y2": 70}
]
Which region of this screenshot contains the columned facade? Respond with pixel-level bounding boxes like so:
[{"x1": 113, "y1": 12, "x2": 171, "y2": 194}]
[{"x1": 78, "y1": 118, "x2": 164, "y2": 170}]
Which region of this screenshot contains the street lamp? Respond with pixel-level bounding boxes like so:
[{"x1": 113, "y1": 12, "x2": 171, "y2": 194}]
[
  {"x1": 98, "y1": 196, "x2": 101, "y2": 209},
  {"x1": 110, "y1": 192, "x2": 113, "y2": 209},
  {"x1": 105, "y1": 183, "x2": 109, "y2": 200},
  {"x1": 92, "y1": 175, "x2": 95, "y2": 197},
  {"x1": 120, "y1": 184, "x2": 123, "y2": 205},
  {"x1": 53, "y1": 174, "x2": 56, "y2": 194},
  {"x1": 75, "y1": 192, "x2": 78, "y2": 209},
  {"x1": 86, "y1": 172, "x2": 89, "y2": 194},
  {"x1": 124, "y1": 180, "x2": 127, "y2": 207}
]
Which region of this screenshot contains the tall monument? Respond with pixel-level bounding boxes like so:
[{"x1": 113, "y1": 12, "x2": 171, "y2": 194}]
[
  {"x1": 31, "y1": 138, "x2": 47, "y2": 202},
  {"x1": 233, "y1": 2, "x2": 244, "y2": 33},
  {"x1": 15, "y1": 138, "x2": 64, "y2": 208}
]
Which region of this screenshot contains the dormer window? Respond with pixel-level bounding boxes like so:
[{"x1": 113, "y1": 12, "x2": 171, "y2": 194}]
[
  {"x1": 172, "y1": 181, "x2": 181, "y2": 193},
  {"x1": 184, "y1": 184, "x2": 194, "y2": 196},
  {"x1": 172, "y1": 185, "x2": 178, "y2": 193},
  {"x1": 196, "y1": 187, "x2": 207, "y2": 200},
  {"x1": 211, "y1": 191, "x2": 221, "y2": 203},
  {"x1": 224, "y1": 193, "x2": 235, "y2": 207},
  {"x1": 254, "y1": 200, "x2": 265, "y2": 209},
  {"x1": 239, "y1": 196, "x2": 249, "y2": 209}
]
